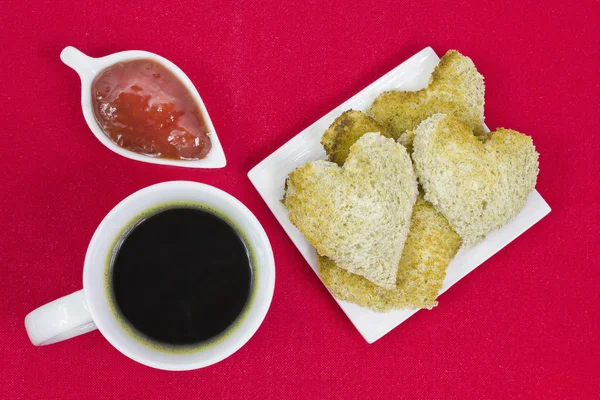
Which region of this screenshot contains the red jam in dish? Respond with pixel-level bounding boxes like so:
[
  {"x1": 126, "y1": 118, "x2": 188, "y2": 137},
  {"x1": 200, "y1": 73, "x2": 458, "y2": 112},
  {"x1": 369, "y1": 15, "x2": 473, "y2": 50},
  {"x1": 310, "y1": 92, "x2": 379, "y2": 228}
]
[{"x1": 91, "y1": 59, "x2": 211, "y2": 160}]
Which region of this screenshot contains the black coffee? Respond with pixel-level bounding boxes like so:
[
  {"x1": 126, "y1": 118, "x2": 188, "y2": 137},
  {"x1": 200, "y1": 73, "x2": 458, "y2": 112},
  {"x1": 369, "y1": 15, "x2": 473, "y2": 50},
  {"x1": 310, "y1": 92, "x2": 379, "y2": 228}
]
[{"x1": 111, "y1": 207, "x2": 252, "y2": 345}]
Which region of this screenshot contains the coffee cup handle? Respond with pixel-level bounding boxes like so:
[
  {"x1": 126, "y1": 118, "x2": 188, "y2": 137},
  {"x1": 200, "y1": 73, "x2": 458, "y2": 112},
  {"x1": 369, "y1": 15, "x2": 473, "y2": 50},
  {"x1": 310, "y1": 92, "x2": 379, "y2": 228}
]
[{"x1": 25, "y1": 290, "x2": 97, "y2": 346}]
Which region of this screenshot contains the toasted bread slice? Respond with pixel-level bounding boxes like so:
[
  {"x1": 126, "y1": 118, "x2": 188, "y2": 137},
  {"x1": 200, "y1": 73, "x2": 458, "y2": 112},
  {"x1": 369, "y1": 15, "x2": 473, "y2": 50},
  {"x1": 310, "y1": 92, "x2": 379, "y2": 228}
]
[
  {"x1": 412, "y1": 114, "x2": 539, "y2": 245},
  {"x1": 319, "y1": 197, "x2": 462, "y2": 311},
  {"x1": 317, "y1": 113, "x2": 461, "y2": 310},
  {"x1": 284, "y1": 132, "x2": 417, "y2": 289},
  {"x1": 368, "y1": 50, "x2": 485, "y2": 146},
  {"x1": 321, "y1": 110, "x2": 392, "y2": 166}
]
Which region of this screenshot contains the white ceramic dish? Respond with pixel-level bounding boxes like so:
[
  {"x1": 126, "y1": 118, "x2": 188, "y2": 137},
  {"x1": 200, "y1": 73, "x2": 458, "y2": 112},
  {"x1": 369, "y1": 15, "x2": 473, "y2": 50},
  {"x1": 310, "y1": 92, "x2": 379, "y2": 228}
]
[
  {"x1": 60, "y1": 46, "x2": 226, "y2": 168},
  {"x1": 247, "y1": 47, "x2": 551, "y2": 343}
]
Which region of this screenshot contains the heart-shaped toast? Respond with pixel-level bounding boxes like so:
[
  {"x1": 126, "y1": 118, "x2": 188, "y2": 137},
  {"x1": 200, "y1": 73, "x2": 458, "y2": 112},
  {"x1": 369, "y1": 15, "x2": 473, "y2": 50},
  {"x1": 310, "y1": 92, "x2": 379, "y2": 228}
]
[
  {"x1": 284, "y1": 132, "x2": 418, "y2": 289},
  {"x1": 412, "y1": 114, "x2": 539, "y2": 246},
  {"x1": 368, "y1": 50, "x2": 485, "y2": 148}
]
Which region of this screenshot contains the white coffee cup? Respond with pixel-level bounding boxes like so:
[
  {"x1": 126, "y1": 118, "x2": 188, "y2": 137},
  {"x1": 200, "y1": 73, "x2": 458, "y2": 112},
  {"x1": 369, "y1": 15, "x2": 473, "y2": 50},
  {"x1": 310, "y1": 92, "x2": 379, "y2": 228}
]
[{"x1": 24, "y1": 181, "x2": 275, "y2": 370}]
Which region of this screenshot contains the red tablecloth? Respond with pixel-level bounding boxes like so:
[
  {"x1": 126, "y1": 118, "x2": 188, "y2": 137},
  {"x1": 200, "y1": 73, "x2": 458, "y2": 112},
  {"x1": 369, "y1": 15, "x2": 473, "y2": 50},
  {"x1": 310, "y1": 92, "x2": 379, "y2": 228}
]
[{"x1": 1, "y1": 1, "x2": 598, "y2": 398}]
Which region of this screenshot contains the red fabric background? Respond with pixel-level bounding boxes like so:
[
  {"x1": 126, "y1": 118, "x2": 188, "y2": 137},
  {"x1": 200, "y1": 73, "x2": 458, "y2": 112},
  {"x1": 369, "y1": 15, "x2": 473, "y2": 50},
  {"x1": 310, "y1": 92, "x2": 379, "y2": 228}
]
[{"x1": 1, "y1": 1, "x2": 598, "y2": 398}]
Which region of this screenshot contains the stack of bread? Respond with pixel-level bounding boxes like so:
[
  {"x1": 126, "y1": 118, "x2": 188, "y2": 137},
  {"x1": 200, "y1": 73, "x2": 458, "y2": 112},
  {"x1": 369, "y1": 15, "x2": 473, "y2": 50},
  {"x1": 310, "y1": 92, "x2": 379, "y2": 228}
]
[{"x1": 283, "y1": 50, "x2": 539, "y2": 312}]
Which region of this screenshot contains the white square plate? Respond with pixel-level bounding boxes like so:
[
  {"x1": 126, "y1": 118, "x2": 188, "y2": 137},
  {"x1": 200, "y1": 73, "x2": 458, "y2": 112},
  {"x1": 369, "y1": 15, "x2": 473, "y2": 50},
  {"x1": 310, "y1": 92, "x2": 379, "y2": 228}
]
[{"x1": 247, "y1": 47, "x2": 551, "y2": 343}]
